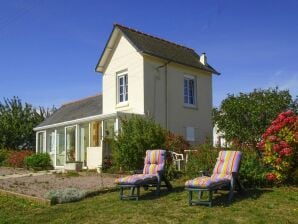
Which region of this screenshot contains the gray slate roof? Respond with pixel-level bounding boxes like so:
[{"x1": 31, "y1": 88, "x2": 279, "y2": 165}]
[
  {"x1": 36, "y1": 95, "x2": 102, "y2": 128},
  {"x1": 115, "y1": 24, "x2": 220, "y2": 75}
]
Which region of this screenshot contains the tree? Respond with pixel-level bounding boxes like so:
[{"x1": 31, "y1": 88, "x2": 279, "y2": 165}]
[
  {"x1": 0, "y1": 97, "x2": 55, "y2": 150},
  {"x1": 112, "y1": 115, "x2": 166, "y2": 171},
  {"x1": 213, "y1": 87, "x2": 296, "y2": 147}
]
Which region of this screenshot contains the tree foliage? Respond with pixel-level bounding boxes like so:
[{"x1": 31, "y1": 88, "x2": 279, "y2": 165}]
[
  {"x1": 112, "y1": 115, "x2": 166, "y2": 171},
  {"x1": 213, "y1": 88, "x2": 296, "y2": 147},
  {"x1": 0, "y1": 97, "x2": 55, "y2": 150}
]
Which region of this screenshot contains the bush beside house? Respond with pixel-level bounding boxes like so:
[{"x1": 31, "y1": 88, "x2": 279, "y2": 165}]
[
  {"x1": 112, "y1": 115, "x2": 166, "y2": 171},
  {"x1": 24, "y1": 153, "x2": 52, "y2": 170}
]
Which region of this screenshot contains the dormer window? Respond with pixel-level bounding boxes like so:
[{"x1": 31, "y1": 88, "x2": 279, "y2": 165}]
[{"x1": 117, "y1": 71, "x2": 128, "y2": 103}]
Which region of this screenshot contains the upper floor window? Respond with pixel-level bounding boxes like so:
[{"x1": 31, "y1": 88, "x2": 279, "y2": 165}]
[
  {"x1": 117, "y1": 72, "x2": 128, "y2": 103},
  {"x1": 184, "y1": 76, "x2": 196, "y2": 106}
]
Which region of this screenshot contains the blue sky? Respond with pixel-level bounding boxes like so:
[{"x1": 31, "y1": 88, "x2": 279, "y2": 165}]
[{"x1": 0, "y1": 0, "x2": 297, "y2": 108}]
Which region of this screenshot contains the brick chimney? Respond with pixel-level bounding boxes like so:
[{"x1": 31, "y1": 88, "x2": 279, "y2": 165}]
[{"x1": 200, "y1": 52, "x2": 207, "y2": 65}]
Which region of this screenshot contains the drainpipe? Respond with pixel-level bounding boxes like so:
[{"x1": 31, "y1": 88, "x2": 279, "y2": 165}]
[
  {"x1": 156, "y1": 61, "x2": 171, "y2": 129},
  {"x1": 165, "y1": 63, "x2": 168, "y2": 129}
]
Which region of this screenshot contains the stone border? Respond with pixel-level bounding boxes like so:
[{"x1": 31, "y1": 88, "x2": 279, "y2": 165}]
[
  {"x1": 0, "y1": 188, "x2": 51, "y2": 205},
  {"x1": 0, "y1": 187, "x2": 117, "y2": 206}
]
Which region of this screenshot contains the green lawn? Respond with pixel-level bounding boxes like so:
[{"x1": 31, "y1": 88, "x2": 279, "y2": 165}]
[{"x1": 0, "y1": 181, "x2": 297, "y2": 224}]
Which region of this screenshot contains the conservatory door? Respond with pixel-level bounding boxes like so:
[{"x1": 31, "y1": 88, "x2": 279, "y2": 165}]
[
  {"x1": 79, "y1": 123, "x2": 89, "y2": 167},
  {"x1": 65, "y1": 125, "x2": 77, "y2": 162}
]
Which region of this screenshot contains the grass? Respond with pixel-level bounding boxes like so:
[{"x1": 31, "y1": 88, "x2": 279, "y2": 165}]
[{"x1": 0, "y1": 180, "x2": 297, "y2": 224}]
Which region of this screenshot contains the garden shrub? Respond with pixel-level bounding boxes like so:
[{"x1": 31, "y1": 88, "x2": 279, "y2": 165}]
[
  {"x1": 112, "y1": 115, "x2": 166, "y2": 171},
  {"x1": 257, "y1": 110, "x2": 297, "y2": 183},
  {"x1": 185, "y1": 143, "x2": 219, "y2": 178},
  {"x1": 24, "y1": 153, "x2": 52, "y2": 170},
  {"x1": 7, "y1": 150, "x2": 32, "y2": 167},
  {"x1": 164, "y1": 132, "x2": 190, "y2": 154},
  {"x1": 239, "y1": 147, "x2": 269, "y2": 188},
  {"x1": 0, "y1": 149, "x2": 9, "y2": 166},
  {"x1": 45, "y1": 188, "x2": 86, "y2": 204}
]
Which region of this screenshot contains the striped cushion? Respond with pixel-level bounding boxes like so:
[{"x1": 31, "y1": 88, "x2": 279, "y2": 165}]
[
  {"x1": 143, "y1": 150, "x2": 165, "y2": 175},
  {"x1": 185, "y1": 175, "x2": 230, "y2": 188},
  {"x1": 115, "y1": 174, "x2": 158, "y2": 185},
  {"x1": 213, "y1": 151, "x2": 242, "y2": 178}
]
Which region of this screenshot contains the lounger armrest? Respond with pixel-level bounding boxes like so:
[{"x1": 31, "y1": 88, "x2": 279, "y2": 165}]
[
  {"x1": 199, "y1": 170, "x2": 210, "y2": 177},
  {"x1": 133, "y1": 169, "x2": 143, "y2": 174}
]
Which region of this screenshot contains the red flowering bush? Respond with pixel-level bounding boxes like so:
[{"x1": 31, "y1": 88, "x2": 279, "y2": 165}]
[
  {"x1": 257, "y1": 110, "x2": 298, "y2": 183},
  {"x1": 165, "y1": 132, "x2": 190, "y2": 154},
  {"x1": 7, "y1": 150, "x2": 33, "y2": 168}
]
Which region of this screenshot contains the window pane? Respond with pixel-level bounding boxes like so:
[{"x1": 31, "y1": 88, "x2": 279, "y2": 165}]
[
  {"x1": 184, "y1": 77, "x2": 196, "y2": 105},
  {"x1": 38, "y1": 132, "x2": 44, "y2": 153},
  {"x1": 120, "y1": 94, "x2": 123, "y2": 102},
  {"x1": 120, "y1": 86, "x2": 123, "y2": 94},
  {"x1": 119, "y1": 77, "x2": 123, "y2": 85}
]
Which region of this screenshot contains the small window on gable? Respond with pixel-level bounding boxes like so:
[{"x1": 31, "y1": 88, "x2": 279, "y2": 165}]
[
  {"x1": 186, "y1": 127, "x2": 195, "y2": 141},
  {"x1": 184, "y1": 76, "x2": 196, "y2": 106},
  {"x1": 117, "y1": 71, "x2": 128, "y2": 103}
]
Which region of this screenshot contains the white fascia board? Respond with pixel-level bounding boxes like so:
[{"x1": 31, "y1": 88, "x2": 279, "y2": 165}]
[{"x1": 33, "y1": 113, "x2": 118, "y2": 131}]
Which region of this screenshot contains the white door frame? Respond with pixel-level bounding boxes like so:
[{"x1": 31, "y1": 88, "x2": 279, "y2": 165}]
[{"x1": 65, "y1": 125, "x2": 78, "y2": 162}]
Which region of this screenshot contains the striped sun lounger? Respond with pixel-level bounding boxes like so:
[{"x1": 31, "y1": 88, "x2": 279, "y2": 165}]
[
  {"x1": 185, "y1": 150, "x2": 244, "y2": 207},
  {"x1": 115, "y1": 149, "x2": 172, "y2": 200}
]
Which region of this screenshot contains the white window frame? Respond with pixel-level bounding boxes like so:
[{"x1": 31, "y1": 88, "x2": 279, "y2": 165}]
[
  {"x1": 117, "y1": 71, "x2": 128, "y2": 104},
  {"x1": 36, "y1": 131, "x2": 46, "y2": 153},
  {"x1": 184, "y1": 75, "x2": 197, "y2": 107}
]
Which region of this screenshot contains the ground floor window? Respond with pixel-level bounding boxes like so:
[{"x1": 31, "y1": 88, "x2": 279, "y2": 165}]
[
  {"x1": 90, "y1": 121, "x2": 102, "y2": 147},
  {"x1": 37, "y1": 131, "x2": 45, "y2": 153}
]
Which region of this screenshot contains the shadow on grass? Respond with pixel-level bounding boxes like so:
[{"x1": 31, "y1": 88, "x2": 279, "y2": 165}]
[
  {"x1": 119, "y1": 185, "x2": 185, "y2": 201},
  {"x1": 208, "y1": 188, "x2": 273, "y2": 207}
]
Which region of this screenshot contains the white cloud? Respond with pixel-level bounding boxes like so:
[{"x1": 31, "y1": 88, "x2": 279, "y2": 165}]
[{"x1": 268, "y1": 70, "x2": 298, "y2": 97}]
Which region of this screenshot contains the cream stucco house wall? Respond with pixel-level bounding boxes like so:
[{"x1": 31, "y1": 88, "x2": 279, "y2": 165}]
[
  {"x1": 34, "y1": 24, "x2": 219, "y2": 170},
  {"x1": 97, "y1": 24, "x2": 219, "y2": 144}
]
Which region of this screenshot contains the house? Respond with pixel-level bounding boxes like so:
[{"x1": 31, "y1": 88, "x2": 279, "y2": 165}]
[{"x1": 34, "y1": 24, "x2": 219, "y2": 170}]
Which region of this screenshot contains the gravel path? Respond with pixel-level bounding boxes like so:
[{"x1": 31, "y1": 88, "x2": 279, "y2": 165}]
[
  {"x1": 0, "y1": 171, "x2": 119, "y2": 199},
  {"x1": 0, "y1": 167, "x2": 31, "y2": 176}
]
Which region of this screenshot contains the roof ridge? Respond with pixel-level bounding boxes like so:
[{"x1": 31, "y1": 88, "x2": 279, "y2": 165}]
[
  {"x1": 114, "y1": 23, "x2": 196, "y2": 52},
  {"x1": 62, "y1": 94, "x2": 102, "y2": 106}
]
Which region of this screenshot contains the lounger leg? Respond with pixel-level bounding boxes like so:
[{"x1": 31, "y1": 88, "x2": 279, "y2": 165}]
[
  {"x1": 131, "y1": 187, "x2": 135, "y2": 197},
  {"x1": 136, "y1": 187, "x2": 140, "y2": 201},
  {"x1": 156, "y1": 181, "x2": 161, "y2": 196},
  {"x1": 228, "y1": 179, "x2": 235, "y2": 203},
  {"x1": 198, "y1": 191, "x2": 202, "y2": 201},
  {"x1": 188, "y1": 191, "x2": 193, "y2": 206},
  {"x1": 120, "y1": 187, "x2": 124, "y2": 200},
  {"x1": 228, "y1": 186, "x2": 234, "y2": 203},
  {"x1": 208, "y1": 190, "x2": 213, "y2": 207}
]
